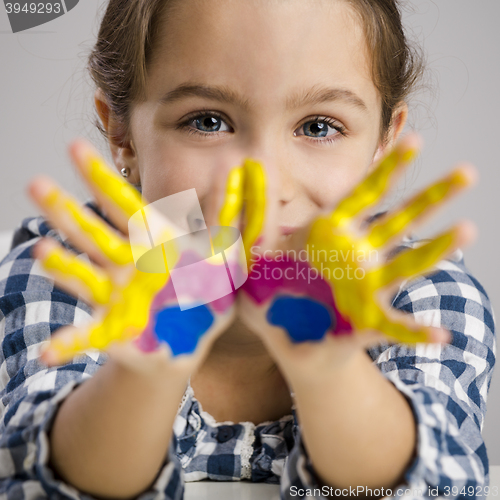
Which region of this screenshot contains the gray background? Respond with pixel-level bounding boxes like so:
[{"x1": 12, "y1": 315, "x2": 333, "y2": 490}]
[{"x1": 0, "y1": 1, "x2": 499, "y2": 463}]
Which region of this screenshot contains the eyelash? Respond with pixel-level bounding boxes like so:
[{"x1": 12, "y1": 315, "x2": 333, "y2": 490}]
[{"x1": 176, "y1": 110, "x2": 347, "y2": 144}]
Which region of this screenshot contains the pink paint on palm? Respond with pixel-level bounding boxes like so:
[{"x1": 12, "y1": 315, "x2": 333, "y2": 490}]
[
  {"x1": 152, "y1": 250, "x2": 237, "y2": 310},
  {"x1": 133, "y1": 250, "x2": 238, "y2": 352},
  {"x1": 134, "y1": 316, "x2": 162, "y2": 352},
  {"x1": 241, "y1": 255, "x2": 352, "y2": 335}
]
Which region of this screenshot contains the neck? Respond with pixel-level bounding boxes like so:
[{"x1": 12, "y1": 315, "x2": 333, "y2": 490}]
[{"x1": 197, "y1": 316, "x2": 278, "y2": 380}]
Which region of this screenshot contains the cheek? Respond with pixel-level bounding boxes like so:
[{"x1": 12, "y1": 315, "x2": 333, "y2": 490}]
[
  {"x1": 299, "y1": 151, "x2": 372, "y2": 210},
  {"x1": 140, "y1": 147, "x2": 212, "y2": 202},
  {"x1": 139, "y1": 140, "x2": 240, "y2": 207}
]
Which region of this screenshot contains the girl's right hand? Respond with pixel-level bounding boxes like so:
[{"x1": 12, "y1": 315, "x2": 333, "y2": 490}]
[{"x1": 29, "y1": 139, "x2": 244, "y2": 377}]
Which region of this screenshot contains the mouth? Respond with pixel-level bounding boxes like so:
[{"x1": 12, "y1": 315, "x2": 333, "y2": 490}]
[
  {"x1": 279, "y1": 226, "x2": 299, "y2": 236},
  {"x1": 234, "y1": 223, "x2": 302, "y2": 242}
]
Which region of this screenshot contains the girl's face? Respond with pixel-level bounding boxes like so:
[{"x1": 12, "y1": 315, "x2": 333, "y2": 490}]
[{"x1": 117, "y1": 0, "x2": 405, "y2": 231}]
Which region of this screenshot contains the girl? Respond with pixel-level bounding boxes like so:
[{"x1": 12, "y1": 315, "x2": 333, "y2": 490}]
[{"x1": 0, "y1": 0, "x2": 495, "y2": 499}]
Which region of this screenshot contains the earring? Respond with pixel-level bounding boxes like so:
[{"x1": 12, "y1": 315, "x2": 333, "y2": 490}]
[{"x1": 120, "y1": 167, "x2": 130, "y2": 178}]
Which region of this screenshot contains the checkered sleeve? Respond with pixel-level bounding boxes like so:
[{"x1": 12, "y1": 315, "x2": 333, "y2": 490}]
[
  {"x1": 368, "y1": 247, "x2": 496, "y2": 498},
  {"x1": 279, "y1": 248, "x2": 496, "y2": 500},
  {"x1": 0, "y1": 215, "x2": 185, "y2": 499}
]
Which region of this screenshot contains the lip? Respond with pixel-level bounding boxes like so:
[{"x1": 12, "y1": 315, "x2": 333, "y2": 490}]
[
  {"x1": 279, "y1": 226, "x2": 299, "y2": 236},
  {"x1": 238, "y1": 224, "x2": 301, "y2": 237}
]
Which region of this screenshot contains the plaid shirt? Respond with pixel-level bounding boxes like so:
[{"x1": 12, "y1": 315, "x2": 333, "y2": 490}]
[{"x1": 0, "y1": 202, "x2": 496, "y2": 499}]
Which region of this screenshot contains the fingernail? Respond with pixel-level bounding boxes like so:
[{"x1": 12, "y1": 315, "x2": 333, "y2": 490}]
[
  {"x1": 39, "y1": 347, "x2": 55, "y2": 366},
  {"x1": 41, "y1": 186, "x2": 60, "y2": 208},
  {"x1": 400, "y1": 146, "x2": 419, "y2": 164},
  {"x1": 439, "y1": 328, "x2": 452, "y2": 344}
]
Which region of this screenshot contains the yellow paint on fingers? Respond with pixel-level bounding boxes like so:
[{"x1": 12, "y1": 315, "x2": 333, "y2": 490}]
[
  {"x1": 87, "y1": 155, "x2": 145, "y2": 218},
  {"x1": 367, "y1": 169, "x2": 471, "y2": 248},
  {"x1": 330, "y1": 145, "x2": 419, "y2": 228},
  {"x1": 41, "y1": 245, "x2": 113, "y2": 305},
  {"x1": 218, "y1": 165, "x2": 244, "y2": 227},
  {"x1": 369, "y1": 228, "x2": 456, "y2": 289},
  {"x1": 42, "y1": 185, "x2": 133, "y2": 266},
  {"x1": 242, "y1": 158, "x2": 266, "y2": 260}
]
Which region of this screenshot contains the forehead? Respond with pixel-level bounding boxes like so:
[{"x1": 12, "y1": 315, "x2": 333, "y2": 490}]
[{"x1": 147, "y1": 0, "x2": 379, "y2": 112}]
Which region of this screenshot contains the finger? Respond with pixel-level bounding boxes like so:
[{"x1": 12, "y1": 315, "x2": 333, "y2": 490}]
[
  {"x1": 374, "y1": 311, "x2": 451, "y2": 345},
  {"x1": 370, "y1": 221, "x2": 476, "y2": 289},
  {"x1": 198, "y1": 155, "x2": 243, "y2": 230},
  {"x1": 69, "y1": 139, "x2": 145, "y2": 235},
  {"x1": 217, "y1": 165, "x2": 245, "y2": 227},
  {"x1": 42, "y1": 272, "x2": 169, "y2": 366},
  {"x1": 88, "y1": 269, "x2": 169, "y2": 351},
  {"x1": 330, "y1": 134, "x2": 422, "y2": 228},
  {"x1": 28, "y1": 176, "x2": 133, "y2": 267},
  {"x1": 38, "y1": 263, "x2": 170, "y2": 368},
  {"x1": 242, "y1": 158, "x2": 267, "y2": 260},
  {"x1": 211, "y1": 165, "x2": 249, "y2": 285},
  {"x1": 40, "y1": 324, "x2": 95, "y2": 367},
  {"x1": 242, "y1": 158, "x2": 280, "y2": 260},
  {"x1": 208, "y1": 164, "x2": 245, "y2": 254},
  {"x1": 33, "y1": 237, "x2": 113, "y2": 306},
  {"x1": 367, "y1": 165, "x2": 477, "y2": 248}
]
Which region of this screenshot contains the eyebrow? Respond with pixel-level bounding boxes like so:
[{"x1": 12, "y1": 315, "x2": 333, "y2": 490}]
[
  {"x1": 158, "y1": 83, "x2": 368, "y2": 113},
  {"x1": 158, "y1": 84, "x2": 251, "y2": 111},
  {"x1": 286, "y1": 86, "x2": 368, "y2": 112}
]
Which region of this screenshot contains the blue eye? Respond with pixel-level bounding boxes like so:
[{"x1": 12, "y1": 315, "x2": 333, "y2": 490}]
[
  {"x1": 296, "y1": 117, "x2": 344, "y2": 140},
  {"x1": 177, "y1": 111, "x2": 345, "y2": 144},
  {"x1": 303, "y1": 121, "x2": 330, "y2": 137},
  {"x1": 179, "y1": 112, "x2": 231, "y2": 137},
  {"x1": 193, "y1": 115, "x2": 230, "y2": 133}
]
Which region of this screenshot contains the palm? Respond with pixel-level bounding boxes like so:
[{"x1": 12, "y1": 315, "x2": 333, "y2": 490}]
[
  {"x1": 31, "y1": 140, "x2": 239, "y2": 369},
  {"x1": 306, "y1": 140, "x2": 474, "y2": 344},
  {"x1": 234, "y1": 135, "x2": 476, "y2": 365}
]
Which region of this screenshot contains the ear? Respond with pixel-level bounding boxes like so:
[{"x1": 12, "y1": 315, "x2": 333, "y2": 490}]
[
  {"x1": 372, "y1": 101, "x2": 409, "y2": 164},
  {"x1": 94, "y1": 88, "x2": 140, "y2": 185}
]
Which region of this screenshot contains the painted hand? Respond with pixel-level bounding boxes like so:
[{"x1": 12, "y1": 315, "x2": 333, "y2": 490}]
[
  {"x1": 29, "y1": 139, "x2": 241, "y2": 373},
  {"x1": 234, "y1": 134, "x2": 477, "y2": 373}
]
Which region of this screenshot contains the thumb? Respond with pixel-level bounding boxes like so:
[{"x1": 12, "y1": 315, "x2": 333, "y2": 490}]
[
  {"x1": 39, "y1": 324, "x2": 96, "y2": 367},
  {"x1": 241, "y1": 157, "x2": 280, "y2": 261}
]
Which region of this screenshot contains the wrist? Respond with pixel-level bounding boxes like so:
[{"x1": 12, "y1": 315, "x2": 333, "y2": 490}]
[
  {"x1": 107, "y1": 341, "x2": 194, "y2": 383},
  {"x1": 284, "y1": 341, "x2": 368, "y2": 390}
]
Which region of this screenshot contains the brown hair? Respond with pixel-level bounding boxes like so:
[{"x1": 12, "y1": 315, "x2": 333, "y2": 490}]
[
  {"x1": 87, "y1": 0, "x2": 424, "y2": 147},
  {"x1": 344, "y1": 0, "x2": 425, "y2": 143}
]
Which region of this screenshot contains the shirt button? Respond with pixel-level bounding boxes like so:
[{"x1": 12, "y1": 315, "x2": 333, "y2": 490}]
[{"x1": 216, "y1": 425, "x2": 235, "y2": 443}]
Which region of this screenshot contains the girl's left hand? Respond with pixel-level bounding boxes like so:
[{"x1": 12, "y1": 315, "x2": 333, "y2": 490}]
[{"x1": 231, "y1": 134, "x2": 477, "y2": 377}]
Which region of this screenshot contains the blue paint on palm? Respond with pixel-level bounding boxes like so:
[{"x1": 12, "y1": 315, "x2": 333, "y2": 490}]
[
  {"x1": 266, "y1": 296, "x2": 334, "y2": 342},
  {"x1": 154, "y1": 304, "x2": 214, "y2": 356}
]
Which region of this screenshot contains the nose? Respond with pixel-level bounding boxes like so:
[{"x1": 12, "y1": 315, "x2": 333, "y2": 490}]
[
  {"x1": 276, "y1": 158, "x2": 296, "y2": 205},
  {"x1": 241, "y1": 144, "x2": 297, "y2": 205}
]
